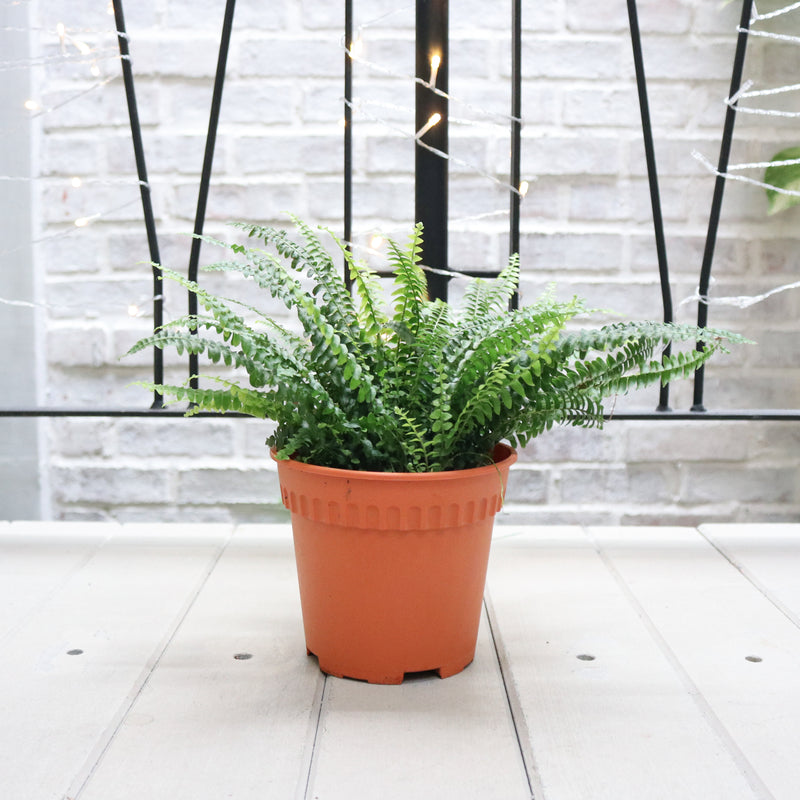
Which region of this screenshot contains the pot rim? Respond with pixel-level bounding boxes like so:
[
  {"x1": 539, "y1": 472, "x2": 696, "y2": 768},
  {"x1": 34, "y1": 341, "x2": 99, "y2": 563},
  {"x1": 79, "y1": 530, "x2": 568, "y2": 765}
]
[{"x1": 271, "y1": 442, "x2": 517, "y2": 482}]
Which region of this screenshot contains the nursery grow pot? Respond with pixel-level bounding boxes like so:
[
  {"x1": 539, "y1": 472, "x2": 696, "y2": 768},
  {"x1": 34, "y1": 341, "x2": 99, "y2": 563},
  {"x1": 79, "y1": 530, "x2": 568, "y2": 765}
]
[{"x1": 274, "y1": 443, "x2": 517, "y2": 684}]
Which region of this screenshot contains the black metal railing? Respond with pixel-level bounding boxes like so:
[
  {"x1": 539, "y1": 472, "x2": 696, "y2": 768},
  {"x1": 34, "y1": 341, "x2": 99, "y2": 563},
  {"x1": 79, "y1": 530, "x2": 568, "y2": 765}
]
[{"x1": 1, "y1": 0, "x2": 798, "y2": 422}]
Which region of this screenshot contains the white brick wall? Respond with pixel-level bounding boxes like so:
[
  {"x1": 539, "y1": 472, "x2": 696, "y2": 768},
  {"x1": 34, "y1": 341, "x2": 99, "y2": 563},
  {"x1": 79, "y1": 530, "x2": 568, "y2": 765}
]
[{"x1": 11, "y1": 0, "x2": 800, "y2": 522}]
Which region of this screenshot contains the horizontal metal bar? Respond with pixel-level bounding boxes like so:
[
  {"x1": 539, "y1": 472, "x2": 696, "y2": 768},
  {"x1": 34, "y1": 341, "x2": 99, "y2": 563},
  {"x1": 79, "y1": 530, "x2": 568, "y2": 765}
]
[
  {"x1": 607, "y1": 410, "x2": 800, "y2": 421},
  {"x1": 0, "y1": 408, "x2": 249, "y2": 418},
  {"x1": 1, "y1": 408, "x2": 799, "y2": 421}
]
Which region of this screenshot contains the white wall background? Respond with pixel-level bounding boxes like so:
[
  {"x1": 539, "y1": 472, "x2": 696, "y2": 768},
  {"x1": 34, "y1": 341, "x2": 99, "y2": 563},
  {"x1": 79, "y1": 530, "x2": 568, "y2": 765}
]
[{"x1": 4, "y1": 0, "x2": 799, "y2": 523}]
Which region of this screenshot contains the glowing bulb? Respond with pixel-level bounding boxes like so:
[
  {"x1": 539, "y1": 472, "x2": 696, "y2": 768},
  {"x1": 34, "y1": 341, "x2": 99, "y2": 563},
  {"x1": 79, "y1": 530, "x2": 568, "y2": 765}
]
[
  {"x1": 55, "y1": 22, "x2": 66, "y2": 41},
  {"x1": 519, "y1": 180, "x2": 529, "y2": 197},
  {"x1": 127, "y1": 304, "x2": 139, "y2": 317},
  {"x1": 107, "y1": 2, "x2": 114, "y2": 15},
  {"x1": 415, "y1": 112, "x2": 441, "y2": 140},
  {"x1": 74, "y1": 216, "x2": 91, "y2": 228},
  {"x1": 349, "y1": 36, "x2": 363, "y2": 59},
  {"x1": 24, "y1": 99, "x2": 40, "y2": 111},
  {"x1": 70, "y1": 176, "x2": 82, "y2": 188},
  {"x1": 90, "y1": 63, "x2": 101, "y2": 77},
  {"x1": 369, "y1": 234, "x2": 384, "y2": 250},
  {"x1": 429, "y1": 53, "x2": 441, "y2": 87}
]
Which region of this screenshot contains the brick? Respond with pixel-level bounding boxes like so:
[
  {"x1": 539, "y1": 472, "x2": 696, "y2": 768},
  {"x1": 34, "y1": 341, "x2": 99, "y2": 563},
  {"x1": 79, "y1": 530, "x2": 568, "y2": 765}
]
[
  {"x1": 506, "y1": 467, "x2": 548, "y2": 504},
  {"x1": 233, "y1": 134, "x2": 341, "y2": 175},
  {"x1": 46, "y1": 326, "x2": 108, "y2": 367},
  {"x1": 172, "y1": 181, "x2": 304, "y2": 222},
  {"x1": 626, "y1": 423, "x2": 749, "y2": 462},
  {"x1": 41, "y1": 83, "x2": 160, "y2": 131},
  {"x1": 520, "y1": 232, "x2": 624, "y2": 271},
  {"x1": 237, "y1": 37, "x2": 340, "y2": 78},
  {"x1": 523, "y1": 135, "x2": 622, "y2": 177},
  {"x1": 116, "y1": 420, "x2": 236, "y2": 457},
  {"x1": 683, "y1": 466, "x2": 797, "y2": 505},
  {"x1": 48, "y1": 419, "x2": 114, "y2": 457},
  {"x1": 556, "y1": 464, "x2": 679, "y2": 504},
  {"x1": 639, "y1": 39, "x2": 735, "y2": 81},
  {"x1": 167, "y1": 0, "x2": 290, "y2": 30},
  {"x1": 521, "y1": 425, "x2": 625, "y2": 462},
  {"x1": 177, "y1": 467, "x2": 281, "y2": 505},
  {"x1": 569, "y1": 182, "x2": 631, "y2": 221},
  {"x1": 563, "y1": 89, "x2": 641, "y2": 129},
  {"x1": 566, "y1": 0, "x2": 629, "y2": 32},
  {"x1": 45, "y1": 277, "x2": 152, "y2": 321},
  {"x1": 520, "y1": 39, "x2": 623, "y2": 80},
  {"x1": 52, "y1": 466, "x2": 172, "y2": 504}
]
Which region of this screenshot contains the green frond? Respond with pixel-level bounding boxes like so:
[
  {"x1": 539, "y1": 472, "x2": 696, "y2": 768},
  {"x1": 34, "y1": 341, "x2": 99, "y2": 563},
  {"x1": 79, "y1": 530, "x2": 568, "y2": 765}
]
[
  {"x1": 389, "y1": 222, "x2": 427, "y2": 337},
  {"x1": 126, "y1": 218, "x2": 747, "y2": 472}
]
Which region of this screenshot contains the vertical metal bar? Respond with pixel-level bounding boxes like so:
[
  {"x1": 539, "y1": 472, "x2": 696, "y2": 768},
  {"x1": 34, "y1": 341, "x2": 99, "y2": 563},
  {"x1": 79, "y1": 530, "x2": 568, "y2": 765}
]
[
  {"x1": 187, "y1": 0, "x2": 236, "y2": 391},
  {"x1": 627, "y1": 0, "x2": 673, "y2": 411},
  {"x1": 509, "y1": 0, "x2": 522, "y2": 311},
  {"x1": 415, "y1": 0, "x2": 449, "y2": 300},
  {"x1": 112, "y1": 0, "x2": 163, "y2": 408},
  {"x1": 344, "y1": 0, "x2": 354, "y2": 288},
  {"x1": 692, "y1": 0, "x2": 753, "y2": 411}
]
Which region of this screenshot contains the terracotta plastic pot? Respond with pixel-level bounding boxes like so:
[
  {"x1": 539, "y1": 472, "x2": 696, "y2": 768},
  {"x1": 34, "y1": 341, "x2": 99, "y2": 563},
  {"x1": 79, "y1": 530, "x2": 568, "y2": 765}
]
[{"x1": 274, "y1": 443, "x2": 517, "y2": 684}]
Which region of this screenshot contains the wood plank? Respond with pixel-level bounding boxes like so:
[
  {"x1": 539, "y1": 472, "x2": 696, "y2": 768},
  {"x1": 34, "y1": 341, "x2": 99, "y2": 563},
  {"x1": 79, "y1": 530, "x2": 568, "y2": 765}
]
[
  {"x1": 76, "y1": 525, "x2": 323, "y2": 800},
  {"x1": 0, "y1": 522, "x2": 117, "y2": 644},
  {"x1": 591, "y1": 525, "x2": 800, "y2": 800},
  {"x1": 486, "y1": 526, "x2": 761, "y2": 800},
  {"x1": 0, "y1": 522, "x2": 232, "y2": 800},
  {"x1": 305, "y1": 608, "x2": 531, "y2": 800},
  {"x1": 700, "y1": 523, "x2": 800, "y2": 625}
]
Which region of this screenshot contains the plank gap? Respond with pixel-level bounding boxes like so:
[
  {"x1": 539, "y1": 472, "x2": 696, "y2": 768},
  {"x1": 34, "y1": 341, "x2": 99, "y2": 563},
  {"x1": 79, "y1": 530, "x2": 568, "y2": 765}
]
[
  {"x1": 697, "y1": 527, "x2": 800, "y2": 631},
  {"x1": 585, "y1": 527, "x2": 777, "y2": 800},
  {"x1": 483, "y1": 594, "x2": 541, "y2": 800},
  {"x1": 66, "y1": 528, "x2": 235, "y2": 800}
]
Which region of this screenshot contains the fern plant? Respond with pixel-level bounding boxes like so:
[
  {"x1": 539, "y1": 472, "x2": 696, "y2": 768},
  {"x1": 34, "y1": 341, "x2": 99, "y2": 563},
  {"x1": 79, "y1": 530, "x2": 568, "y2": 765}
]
[{"x1": 127, "y1": 217, "x2": 746, "y2": 472}]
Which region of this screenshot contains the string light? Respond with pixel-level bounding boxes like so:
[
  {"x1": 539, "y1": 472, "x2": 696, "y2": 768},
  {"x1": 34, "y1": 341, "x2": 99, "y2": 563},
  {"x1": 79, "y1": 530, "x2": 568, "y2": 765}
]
[
  {"x1": 752, "y1": 0, "x2": 800, "y2": 20},
  {"x1": 348, "y1": 35, "x2": 364, "y2": 59},
  {"x1": 23, "y1": 99, "x2": 39, "y2": 111},
  {"x1": 344, "y1": 97, "x2": 533, "y2": 197},
  {"x1": 415, "y1": 112, "x2": 441, "y2": 139},
  {"x1": 429, "y1": 53, "x2": 441, "y2": 88}
]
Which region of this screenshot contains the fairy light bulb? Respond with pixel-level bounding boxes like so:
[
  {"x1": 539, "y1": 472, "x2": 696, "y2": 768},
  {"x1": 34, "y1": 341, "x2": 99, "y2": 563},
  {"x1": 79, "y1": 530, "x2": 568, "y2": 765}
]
[
  {"x1": 519, "y1": 180, "x2": 529, "y2": 197},
  {"x1": 415, "y1": 112, "x2": 441, "y2": 140},
  {"x1": 127, "y1": 304, "x2": 139, "y2": 317},
  {"x1": 349, "y1": 36, "x2": 363, "y2": 59},
  {"x1": 70, "y1": 176, "x2": 82, "y2": 188},
  {"x1": 24, "y1": 99, "x2": 40, "y2": 111},
  {"x1": 370, "y1": 234, "x2": 385, "y2": 250},
  {"x1": 429, "y1": 53, "x2": 441, "y2": 87}
]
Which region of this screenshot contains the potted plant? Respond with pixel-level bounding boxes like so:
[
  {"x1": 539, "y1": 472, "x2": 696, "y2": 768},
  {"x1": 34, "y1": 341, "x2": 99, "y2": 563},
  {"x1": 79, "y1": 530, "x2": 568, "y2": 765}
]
[{"x1": 127, "y1": 216, "x2": 744, "y2": 683}]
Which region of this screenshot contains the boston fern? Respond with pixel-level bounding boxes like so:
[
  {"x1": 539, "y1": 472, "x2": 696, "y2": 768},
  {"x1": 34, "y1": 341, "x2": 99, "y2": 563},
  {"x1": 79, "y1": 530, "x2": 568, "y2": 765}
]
[{"x1": 127, "y1": 217, "x2": 744, "y2": 472}]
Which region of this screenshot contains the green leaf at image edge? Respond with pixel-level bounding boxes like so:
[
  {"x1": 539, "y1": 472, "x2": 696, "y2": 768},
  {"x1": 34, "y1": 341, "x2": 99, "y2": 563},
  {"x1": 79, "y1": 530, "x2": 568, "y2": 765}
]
[{"x1": 765, "y1": 147, "x2": 800, "y2": 215}]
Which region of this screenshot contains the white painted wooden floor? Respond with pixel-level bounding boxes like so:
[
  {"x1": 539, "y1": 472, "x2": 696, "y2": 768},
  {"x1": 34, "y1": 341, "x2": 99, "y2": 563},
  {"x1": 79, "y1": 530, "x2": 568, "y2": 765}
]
[{"x1": 1, "y1": 522, "x2": 799, "y2": 800}]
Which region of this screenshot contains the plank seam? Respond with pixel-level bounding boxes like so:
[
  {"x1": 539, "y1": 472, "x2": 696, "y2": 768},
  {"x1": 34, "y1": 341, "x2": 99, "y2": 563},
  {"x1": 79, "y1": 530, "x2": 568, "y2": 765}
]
[
  {"x1": 64, "y1": 527, "x2": 236, "y2": 800},
  {"x1": 0, "y1": 529, "x2": 114, "y2": 649},
  {"x1": 586, "y1": 528, "x2": 777, "y2": 800},
  {"x1": 483, "y1": 594, "x2": 542, "y2": 800},
  {"x1": 697, "y1": 527, "x2": 800, "y2": 630},
  {"x1": 299, "y1": 673, "x2": 329, "y2": 800}
]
